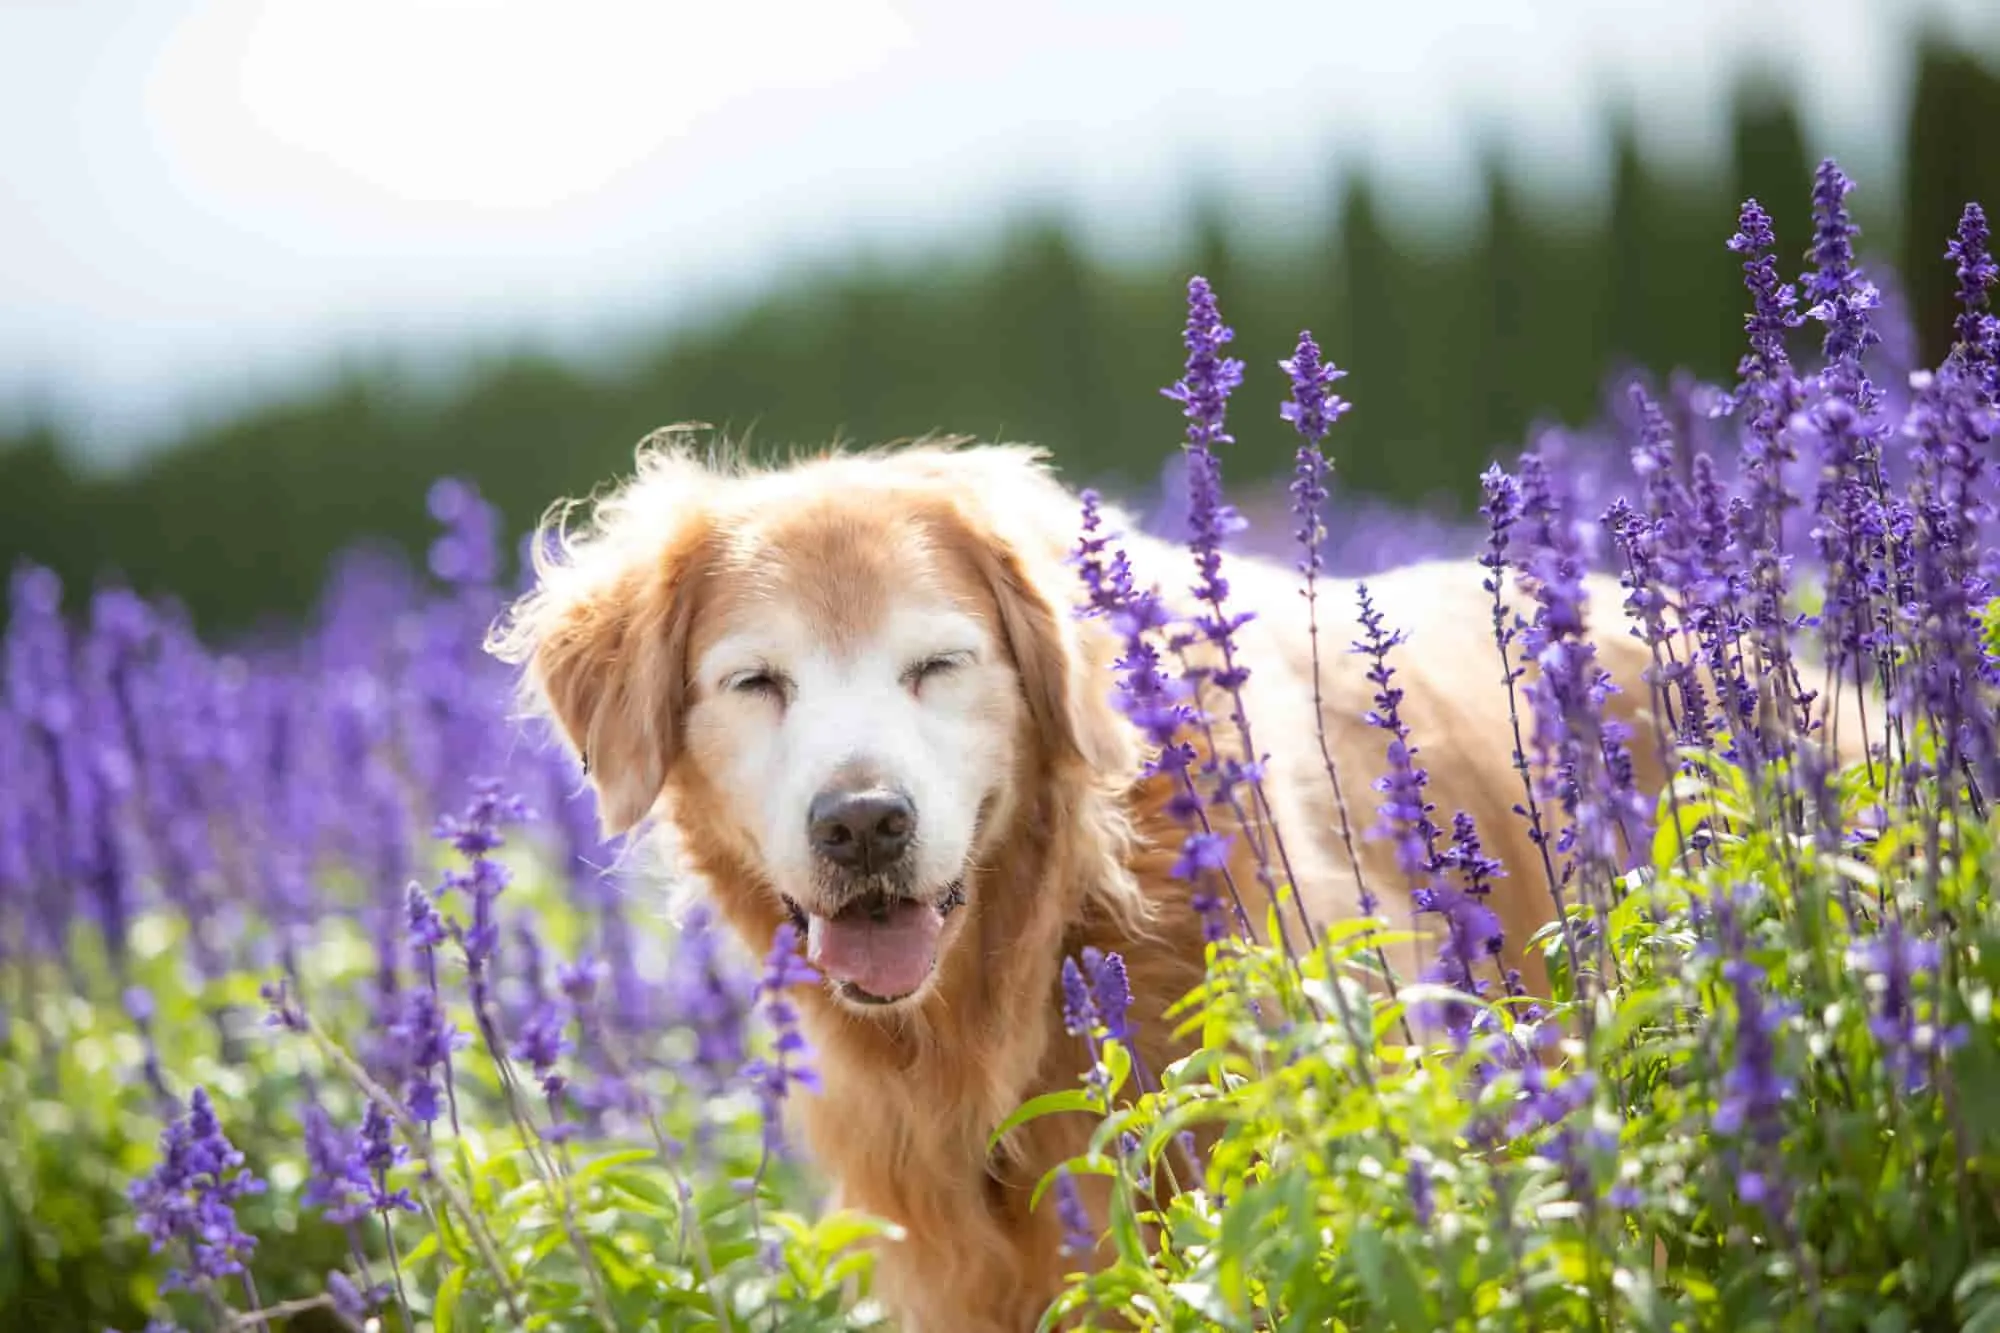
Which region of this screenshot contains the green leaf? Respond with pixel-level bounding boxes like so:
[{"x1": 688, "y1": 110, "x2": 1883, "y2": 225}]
[
  {"x1": 599, "y1": 1169, "x2": 684, "y2": 1220},
  {"x1": 1346, "y1": 1222, "x2": 1432, "y2": 1332},
  {"x1": 988, "y1": 1089, "x2": 1100, "y2": 1151},
  {"x1": 570, "y1": 1146, "x2": 658, "y2": 1184},
  {"x1": 434, "y1": 1265, "x2": 468, "y2": 1333},
  {"x1": 1027, "y1": 1154, "x2": 1118, "y2": 1214},
  {"x1": 809, "y1": 1207, "x2": 905, "y2": 1256}
]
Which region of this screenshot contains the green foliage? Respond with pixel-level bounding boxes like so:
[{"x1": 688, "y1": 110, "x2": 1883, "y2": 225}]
[
  {"x1": 0, "y1": 866, "x2": 889, "y2": 1333},
  {"x1": 1023, "y1": 735, "x2": 2000, "y2": 1332}
]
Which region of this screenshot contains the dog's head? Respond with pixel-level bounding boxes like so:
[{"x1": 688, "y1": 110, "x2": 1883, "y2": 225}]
[{"x1": 492, "y1": 435, "x2": 1134, "y2": 1012}]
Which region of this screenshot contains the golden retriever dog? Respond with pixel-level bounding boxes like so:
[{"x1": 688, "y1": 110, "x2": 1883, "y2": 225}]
[{"x1": 488, "y1": 432, "x2": 1773, "y2": 1332}]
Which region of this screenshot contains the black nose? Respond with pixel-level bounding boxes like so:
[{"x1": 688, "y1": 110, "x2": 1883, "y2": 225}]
[{"x1": 808, "y1": 788, "x2": 916, "y2": 872}]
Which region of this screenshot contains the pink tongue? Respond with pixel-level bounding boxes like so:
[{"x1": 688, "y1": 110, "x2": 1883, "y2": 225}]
[{"x1": 806, "y1": 900, "x2": 942, "y2": 999}]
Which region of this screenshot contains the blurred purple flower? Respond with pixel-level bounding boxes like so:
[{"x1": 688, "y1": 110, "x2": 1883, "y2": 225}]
[
  {"x1": 127, "y1": 1087, "x2": 266, "y2": 1293},
  {"x1": 425, "y1": 477, "x2": 503, "y2": 589},
  {"x1": 301, "y1": 1103, "x2": 370, "y2": 1226},
  {"x1": 1406, "y1": 1156, "x2": 1436, "y2": 1226},
  {"x1": 741, "y1": 923, "x2": 821, "y2": 1157},
  {"x1": 1053, "y1": 1168, "x2": 1093, "y2": 1257},
  {"x1": 1696, "y1": 885, "x2": 1796, "y2": 1223},
  {"x1": 660, "y1": 902, "x2": 754, "y2": 1097},
  {"x1": 1847, "y1": 922, "x2": 1951, "y2": 1092}
]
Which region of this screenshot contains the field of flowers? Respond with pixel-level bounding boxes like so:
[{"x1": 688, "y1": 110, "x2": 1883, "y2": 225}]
[{"x1": 2, "y1": 159, "x2": 1998, "y2": 1332}]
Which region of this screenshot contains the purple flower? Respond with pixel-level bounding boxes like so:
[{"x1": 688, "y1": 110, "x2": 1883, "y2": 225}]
[
  {"x1": 1072, "y1": 494, "x2": 1191, "y2": 757},
  {"x1": 660, "y1": 902, "x2": 754, "y2": 1096},
  {"x1": 327, "y1": 1270, "x2": 372, "y2": 1322},
  {"x1": 1351, "y1": 582, "x2": 1437, "y2": 891},
  {"x1": 1279, "y1": 329, "x2": 1351, "y2": 446},
  {"x1": 127, "y1": 1087, "x2": 266, "y2": 1293},
  {"x1": 1945, "y1": 202, "x2": 1998, "y2": 389},
  {"x1": 434, "y1": 780, "x2": 532, "y2": 1048},
  {"x1": 353, "y1": 1100, "x2": 418, "y2": 1215},
  {"x1": 1803, "y1": 159, "x2": 1882, "y2": 396},
  {"x1": 1280, "y1": 330, "x2": 1351, "y2": 578},
  {"x1": 1084, "y1": 948, "x2": 1133, "y2": 1043},
  {"x1": 1071, "y1": 486, "x2": 1253, "y2": 940},
  {"x1": 426, "y1": 477, "x2": 503, "y2": 589},
  {"x1": 556, "y1": 953, "x2": 602, "y2": 1003},
  {"x1": 392, "y1": 983, "x2": 464, "y2": 1127},
  {"x1": 1404, "y1": 812, "x2": 1508, "y2": 1042},
  {"x1": 1726, "y1": 199, "x2": 1822, "y2": 743},
  {"x1": 259, "y1": 977, "x2": 306, "y2": 1033},
  {"x1": 1512, "y1": 447, "x2": 1651, "y2": 896},
  {"x1": 1059, "y1": 955, "x2": 1097, "y2": 1038},
  {"x1": 741, "y1": 923, "x2": 821, "y2": 1156},
  {"x1": 1848, "y1": 923, "x2": 1958, "y2": 1092},
  {"x1": 1163, "y1": 274, "x2": 1253, "y2": 674},
  {"x1": 1405, "y1": 1156, "x2": 1436, "y2": 1226},
  {"x1": 1443, "y1": 811, "x2": 1502, "y2": 901},
  {"x1": 301, "y1": 1103, "x2": 370, "y2": 1226},
  {"x1": 1161, "y1": 279, "x2": 1281, "y2": 892},
  {"x1": 1901, "y1": 366, "x2": 2000, "y2": 801},
  {"x1": 1696, "y1": 886, "x2": 1796, "y2": 1222},
  {"x1": 1728, "y1": 198, "x2": 1805, "y2": 437},
  {"x1": 1053, "y1": 1168, "x2": 1094, "y2": 1257},
  {"x1": 512, "y1": 988, "x2": 572, "y2": 1104}
]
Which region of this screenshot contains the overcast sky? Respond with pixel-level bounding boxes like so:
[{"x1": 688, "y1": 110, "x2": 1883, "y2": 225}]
[{"x1": 1, "y1": 0, "x2": 1993, "y2": 469}]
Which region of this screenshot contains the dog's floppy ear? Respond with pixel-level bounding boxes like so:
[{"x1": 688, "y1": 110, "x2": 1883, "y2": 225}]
[
  {"x1": 489, "y1": 443, "x2": 719, "y2": 836},
  {"x1": 939, "y1": 490, "x2": 1133, "y2": 779}
]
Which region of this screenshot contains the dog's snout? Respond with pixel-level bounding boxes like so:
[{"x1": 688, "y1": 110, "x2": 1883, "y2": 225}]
[{"x1": 808, "y1": 788, "x2": 916, "y2": 872}]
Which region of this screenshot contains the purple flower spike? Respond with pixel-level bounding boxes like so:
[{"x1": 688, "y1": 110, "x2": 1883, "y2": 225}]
[
  {"x1": 426, "y1": 477, "x2": 503, "y2": 588},
  {"x1": 741, "y1": 923, "x2": 822, "y2": 1156},
  {"x1": 1945, "y1": 203, "x2": 1999, "y2": 396},
  {"x1": 301, "y1": 1103, "x2": 370, "y2": 1226},
  {"x1": 353, "y1": 1100, "x2": 418, "y2": 1216},
  {"x1": 1803, "y1": 159, "x2": 1882, "y2": 397},
  {"x1": 1406, "y1": 1156, "x2": 1436, "y2": 1226},
  {"x1": 127, "y1": 1088, "x2": 266, "y2": 1293},
  {"x1": 1728, "y1": 199, "x2": 1805, "y2": 428},
  {"x1": 1053, "y1": 1168, "x2": 1094, "y2": 1257},
  {"x1": 1351, "y1": 583, "x2": 1438, "y2": 891},
  {"x1": 1696, "y1": 886, "x2": 1797, "y2": 1223},
  {"x1": 1848, "y1": 923, "x2": 1950, "y2": 1092},
  {"x1": 1280, "y1": 329, "x2": 1351, "y2": 579},
  {"x1": 660, "y1": 903, "x2": 755, "y2": 1098},
  {"x1": 1514, "y1": 446, "x2": 1652, "y2": 894},
  {"x1": 1059, "y1": 955, "x2": 1098, "y2": 1038},
  {"x1": 1084, "y1": 948, "x2": 1133, "y2": 1044},
  {"x1": 1279, "y1": 330, "x2": 1351, "y2": 447}
]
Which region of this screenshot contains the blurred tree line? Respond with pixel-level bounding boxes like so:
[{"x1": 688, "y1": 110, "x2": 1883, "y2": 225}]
[{"x1": 4, "y1": 35, "x2": 1998, "y2": 636}]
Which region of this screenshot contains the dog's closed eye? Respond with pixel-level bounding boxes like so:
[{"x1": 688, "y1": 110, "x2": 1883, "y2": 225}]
[
  {"x1": 726, "y1": 667, "x2": 792, "y2": 703},
  {"x1": 902, "y1": 651, "x2": 973, "y2": 691}
]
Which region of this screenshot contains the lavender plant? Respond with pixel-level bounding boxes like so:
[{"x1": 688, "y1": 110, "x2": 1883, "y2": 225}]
[
  {"x1": 0, "y1": 484, "x2": 889, "y2": 1332},
  {"x1": 1027, "y1": 165, "x2": 2000, "y2": 1333},
  {"x1": 2, "y1": 159, "x2": 1997, "y2": 1333}
]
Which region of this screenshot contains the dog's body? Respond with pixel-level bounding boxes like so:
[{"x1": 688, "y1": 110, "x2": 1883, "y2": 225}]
[{"x1": 493, "y1": 437, "x2": 1677, "y2": 1332}]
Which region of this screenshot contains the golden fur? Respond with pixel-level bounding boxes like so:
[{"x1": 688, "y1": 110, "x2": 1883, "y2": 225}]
[{"x1": 489, "y1": 432, "x2": 1820, "y2": 1332}]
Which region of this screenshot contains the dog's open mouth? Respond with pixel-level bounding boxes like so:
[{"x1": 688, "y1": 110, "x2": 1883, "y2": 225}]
[{"x1": 783, "y1": 882, "x2": 964, "y2": 1005}]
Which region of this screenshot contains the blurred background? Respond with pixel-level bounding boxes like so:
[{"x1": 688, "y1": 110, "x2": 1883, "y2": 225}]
[{"x1": 3, "y1": 0, "x2": 1998, "y2": 635}]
